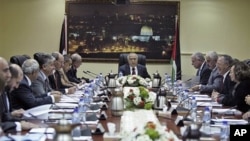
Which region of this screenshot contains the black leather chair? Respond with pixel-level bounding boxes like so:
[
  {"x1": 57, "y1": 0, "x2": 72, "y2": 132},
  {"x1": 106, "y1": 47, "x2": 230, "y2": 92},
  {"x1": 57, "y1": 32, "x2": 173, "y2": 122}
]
[
  {"x1": 33, "y1": 52, "x2": 45, "y2": 66},
  {"x1": 10, "y1": 55, "x2": 30, "y2": 67},
  {"x1": 118, "y1": 53, "x2": 146, "y2": 67}
]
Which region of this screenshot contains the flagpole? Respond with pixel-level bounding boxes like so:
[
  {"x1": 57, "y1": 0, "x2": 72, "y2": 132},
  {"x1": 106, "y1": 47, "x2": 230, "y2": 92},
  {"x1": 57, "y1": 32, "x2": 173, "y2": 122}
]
[{"x1": 63, "y1": 14, "x2": 68, "y2": 55}]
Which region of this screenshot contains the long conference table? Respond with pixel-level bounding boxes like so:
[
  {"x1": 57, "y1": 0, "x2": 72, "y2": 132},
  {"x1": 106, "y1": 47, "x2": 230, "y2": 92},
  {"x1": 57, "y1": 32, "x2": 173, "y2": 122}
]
[{"x1": 2, "y1": 89, "x2": 245, "y2": 141}]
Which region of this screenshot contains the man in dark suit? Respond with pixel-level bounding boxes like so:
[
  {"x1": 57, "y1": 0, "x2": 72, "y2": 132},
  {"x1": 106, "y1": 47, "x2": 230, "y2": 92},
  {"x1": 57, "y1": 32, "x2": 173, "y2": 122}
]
[
  {"x1": 211, "y1": 55, "x2": 237, "y2": 106},
  {"x1": 118, "y1": 52, "x2": 151, "y2": 79},
  {"x1": 48, "y1": 52, "x2": 76, "y2": 94},
  {"x1": 0, "y1": 57, "x2": 38, "y2": 132},
  {"x1": 66, "y1": 53, "x2": 88, "y2": 83},
  {"x1": 10, "y1": 59, "x2": 61, "y2": 110},
  {"x1": 191, "y1": 52, "x2": 212, "y2": 85}
]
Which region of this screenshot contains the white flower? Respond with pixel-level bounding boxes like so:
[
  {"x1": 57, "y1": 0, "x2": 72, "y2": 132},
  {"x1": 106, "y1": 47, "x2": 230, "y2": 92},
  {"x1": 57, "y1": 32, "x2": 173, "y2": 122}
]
[
  {"x1": 133, "y1": 96, "x2": 142, "y2": 105},
  {"x1": 146, "y1": 92, "x2": 156, "y2": 103},
  {"x1": 135, "y1": 134, "x2": 152, "y2": 141},
  {"x1": 116, "y1": 75, "x2": 149, "y2": 87}
]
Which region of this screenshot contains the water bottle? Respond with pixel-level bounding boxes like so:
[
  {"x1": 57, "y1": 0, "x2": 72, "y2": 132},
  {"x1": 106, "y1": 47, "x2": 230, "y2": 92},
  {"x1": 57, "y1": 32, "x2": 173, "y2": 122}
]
[
  {"x1": 202, "y1": 106, "x2": 211, "y2": 133},
  {"x1": 78, "y1": 98, "x2": 85, "y2": 113},
  {"x1": 220, "y1": 121, "x2": 229, "y2": 140},
  {"x1": 71, "y1": 107, "x2": 81, "y2": 137},
  {"x1": 190, "y1": 108, "x2": 197, "y2": 123},
  {"x1": 118, "y1": 71, "x2": 123, "y2": 78},
  {"x1": 78, "y1": 98, "x2": 87, "y2": 122},
  {"x1": 164, "y1": 73, "x2": 169, "y2": 85},
  {"x1": 72, "y1": 107, "x2": 80, "y2": 123},
  {"x1": 191, "y1": 96, "x2": 197, "y2": 110}
]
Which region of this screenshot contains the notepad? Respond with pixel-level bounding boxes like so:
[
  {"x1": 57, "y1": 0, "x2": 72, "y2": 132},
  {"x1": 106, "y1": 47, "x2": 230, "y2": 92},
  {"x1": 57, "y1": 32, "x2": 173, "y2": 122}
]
[
  {"x1": 29, "y1": 128, "x2": 55, "y2": 134},
  {"x1": 0, "y1": 133, "x2": 46, "y2": 141}
]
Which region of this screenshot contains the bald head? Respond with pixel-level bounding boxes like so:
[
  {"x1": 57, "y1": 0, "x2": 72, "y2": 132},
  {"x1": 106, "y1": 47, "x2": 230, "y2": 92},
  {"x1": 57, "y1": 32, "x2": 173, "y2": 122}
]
[
  {"x1": 8, "y1": 64, "x2": 23, "y2": 92},
  {"x1": 0, "y1": 57, "x2": 11, "y2": 85},
  {"x1": 127, "y1": 53, "x2": 138, "y2": 67}
]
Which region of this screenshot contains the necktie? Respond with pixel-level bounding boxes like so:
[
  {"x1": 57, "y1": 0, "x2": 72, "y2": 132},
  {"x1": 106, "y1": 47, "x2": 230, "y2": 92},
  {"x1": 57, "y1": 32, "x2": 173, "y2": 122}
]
[
  {"x1": 132, "y1": 67, "x2": 135, "y2": 75},
  {"x1": 54, "y1": 72, "x2": 59, "y2": 90},
  {"x1": 45, "y1": 78, "x2": 49, "y2": 92}
]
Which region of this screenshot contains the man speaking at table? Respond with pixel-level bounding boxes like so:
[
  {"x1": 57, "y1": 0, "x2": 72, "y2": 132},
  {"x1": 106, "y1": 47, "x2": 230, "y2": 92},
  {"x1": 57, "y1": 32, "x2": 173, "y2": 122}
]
[{"x1": 118, "y1": 52, "x2": 151, "y2": 79}]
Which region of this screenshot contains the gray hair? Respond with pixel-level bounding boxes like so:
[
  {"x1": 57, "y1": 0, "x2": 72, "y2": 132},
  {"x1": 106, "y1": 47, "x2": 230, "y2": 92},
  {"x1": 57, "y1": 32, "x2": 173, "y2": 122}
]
[
  {"x1": 206, "y1": 51, "x2": 218, "y2": 61},
  {"x1": 36, "y1": 53, "x2": 55, "y2": 68},
  {"x1": 127, "y1": 52, "x2": 138, "y2": 59},
  {"x1": 22, "y1": 59, "x2": 39, "y2": 75},
  {"x1": 71, "y1": 53, "x2": 82, "y2": 62},
  {"x1": 192, "y1": 52, "x2": 205, "y2": 61}
]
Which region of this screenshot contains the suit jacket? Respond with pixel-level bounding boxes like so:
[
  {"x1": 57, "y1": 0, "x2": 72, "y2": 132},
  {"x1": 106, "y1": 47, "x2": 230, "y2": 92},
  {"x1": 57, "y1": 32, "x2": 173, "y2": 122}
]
[
  {"x1": 200, "y1": 67, "x2": 223, "y2": 94},
  {"x1": 233, "y1": 79, "x2": 250, "y2": 113},
  {"x1": 197, "y1": 62, "x2": 212, "y2": 85},
  {"x1": 10, "y1": 76, "x2": 53, "y2": 110},
  {"x1": 118, "y1": 64, "x2": 151, "y2": 79},
  {"x1": 59, "y1": 69, "x2": 76, "y2": 87},
  {"x1": 0, "y1": 92, "x2": 18, "y2": 132},
  {"x1": 217, "y1": 73, "x2": 237, "y2": 106},
  {"x1": 66, "y1": 66, "x2": 82, "y2": 83},
  {"x1": 48, "y1": 70, "x2": 68, "y2": 93},
  {"x1": 31, "y1": 70, "x2": 52, "y2": 97}
]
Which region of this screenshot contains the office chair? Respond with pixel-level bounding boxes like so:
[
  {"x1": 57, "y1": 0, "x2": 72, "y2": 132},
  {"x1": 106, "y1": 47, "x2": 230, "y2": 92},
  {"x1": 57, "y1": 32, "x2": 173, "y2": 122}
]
[
  {"x1": 33, "y1": 52, "x2": 45, "y2": 66},
  {"x1": 118, "y1": 53, "x2": 146, "y2": 68},
  {"x1": 10, "y1": 55, "x2": 30, "y2": 67}
]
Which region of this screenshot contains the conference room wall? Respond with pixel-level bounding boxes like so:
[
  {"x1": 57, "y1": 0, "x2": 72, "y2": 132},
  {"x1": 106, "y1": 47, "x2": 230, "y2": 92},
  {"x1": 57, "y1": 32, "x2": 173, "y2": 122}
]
[{"x1": 0, "y1": 0, "x2": 249, "y2": 80}]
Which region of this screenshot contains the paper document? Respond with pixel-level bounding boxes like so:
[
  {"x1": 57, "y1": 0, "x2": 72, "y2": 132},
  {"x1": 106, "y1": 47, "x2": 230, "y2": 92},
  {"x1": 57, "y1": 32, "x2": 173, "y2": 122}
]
[
  {"x1": 195, "y1": 97, "x2": 212, "y2": 101},
  {"x1": 212, "y1": 108, "x2": 242, "y2": 115},
  {"x1": 197, "y1": 102, "x2": 222, "y2": 107},
  {"x1": 211, "y1": 119, "x2": 248, "y2": 125}
]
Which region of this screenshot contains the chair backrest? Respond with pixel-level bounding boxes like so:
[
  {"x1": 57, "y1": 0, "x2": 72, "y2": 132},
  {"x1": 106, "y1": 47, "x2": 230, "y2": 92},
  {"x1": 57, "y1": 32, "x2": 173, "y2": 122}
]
[
  {"x1": 10, "y1": 55, "x2": 30, "y2": 67},
  {"x1": 33, "y1": 52, "x2": 45, "y2": 66},
  {"x1": 118, "y1": 53, "x2": 146, "y2": 67}
]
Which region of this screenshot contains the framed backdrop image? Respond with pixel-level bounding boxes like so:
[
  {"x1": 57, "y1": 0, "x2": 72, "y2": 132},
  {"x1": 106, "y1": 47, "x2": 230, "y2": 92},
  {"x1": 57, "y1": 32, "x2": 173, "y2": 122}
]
[{"x1": 66, "y1": 1, "x2": 180, "y2": 63}]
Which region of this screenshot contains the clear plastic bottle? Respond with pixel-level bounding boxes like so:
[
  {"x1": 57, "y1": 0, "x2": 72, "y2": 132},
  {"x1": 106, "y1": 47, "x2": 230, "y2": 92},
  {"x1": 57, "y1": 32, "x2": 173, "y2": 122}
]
[
  {"x1": 220, "y1": 121, "x2": 229, "y2": 140},
  {"x1": 72, "y1": 107, "x2": 80, "y2": 123},
  {"x1": 118, "y1": 71, "x2": 123, "y2": 78},
  {"x1": 202, "y1": 106, "x2": 211, "y2": 133},
  {"x1": 191, "y1": 96, "x2": 197, "y2": 109}
]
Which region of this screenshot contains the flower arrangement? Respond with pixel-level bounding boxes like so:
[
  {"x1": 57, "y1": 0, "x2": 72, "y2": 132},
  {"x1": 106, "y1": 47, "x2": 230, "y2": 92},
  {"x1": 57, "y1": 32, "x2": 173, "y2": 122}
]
[
  {"x1": 122, "y1": 121, "x2": 179, "y2": 141},
  {"x1": 124, "y1": 86, "x2": 155, "y2": 110},
  {"x1": 116, "y1": 75, "x2": 149, "y2": 87}
]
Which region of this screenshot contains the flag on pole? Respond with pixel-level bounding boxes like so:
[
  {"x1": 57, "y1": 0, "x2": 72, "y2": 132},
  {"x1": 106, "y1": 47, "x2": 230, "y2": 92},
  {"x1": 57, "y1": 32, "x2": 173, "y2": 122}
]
[
  {"x1": 59, "y1": 15, "x2": 67, "y2": 55},
  {"x1": 171, "y1": 15, "x2": 181, "y2": 82}
]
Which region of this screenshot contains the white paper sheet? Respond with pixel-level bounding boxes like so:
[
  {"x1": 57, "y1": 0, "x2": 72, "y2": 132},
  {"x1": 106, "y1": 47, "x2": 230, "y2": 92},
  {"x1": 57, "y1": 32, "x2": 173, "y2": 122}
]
[
  {"x1": 54, "y1": 103, "x2": 78, "y2": 109},
  {"x1": 212, "y1": 108, "x2": 241, "y2": 115},
  {"x1": 211, "y1": 119, "x2": 248, "y2": 125},
  {"x1": 73, "y1": 136, "x2": 92, "y2": 141},
  {"x1": 195, "y1": 97, "x2": 212, "y2": 101},
  {"x1": 29, "y1": 128, "x2": 55, "y2": 134},
  {"x1": 197, "y1": 102, "x2": 222, "y2": 107}
]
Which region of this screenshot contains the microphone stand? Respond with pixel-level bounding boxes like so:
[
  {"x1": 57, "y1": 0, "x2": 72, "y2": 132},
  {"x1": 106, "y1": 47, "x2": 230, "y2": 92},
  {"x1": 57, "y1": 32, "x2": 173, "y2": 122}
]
[
  {"x1": 86, "y1": 70, "x2": 98, "y2": 76},
  {"x1": 83, "y1": 71, "x2": 96, "y2": 78}
]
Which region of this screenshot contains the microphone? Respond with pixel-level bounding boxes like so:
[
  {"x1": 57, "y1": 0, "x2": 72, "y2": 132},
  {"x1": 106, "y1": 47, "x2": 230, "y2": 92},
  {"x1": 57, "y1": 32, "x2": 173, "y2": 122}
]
[
  {"x1": 83, "y1": 71, "x2": 96, "y2": 78},
  {"x1": 86, "y1": 70, "x2": 98, "y2": 76}
]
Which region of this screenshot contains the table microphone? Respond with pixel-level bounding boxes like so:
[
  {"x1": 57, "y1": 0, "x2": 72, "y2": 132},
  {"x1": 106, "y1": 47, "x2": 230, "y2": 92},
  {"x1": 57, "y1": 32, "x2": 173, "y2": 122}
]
[
  {"x1": 83, "y1": 71, "x2": 96, "y2": 78},
  {"x1": 86, "y1": 70, "x2": 98, "y2": 76}
]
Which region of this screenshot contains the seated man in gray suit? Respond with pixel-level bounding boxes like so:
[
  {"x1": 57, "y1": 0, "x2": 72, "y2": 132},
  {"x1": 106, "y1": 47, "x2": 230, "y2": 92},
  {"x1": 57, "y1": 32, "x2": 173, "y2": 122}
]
[
  {"x1": 10, "y1": 59, "x2": 61, "y2": 110},
  {"x1": 31, "y1": 53, "x2": 62, "y2": 97},
  {"x1": 191, "y1": 52, "x2": 212, "y2": 85},
  {"x1": 190, "y1": 51, "x2": 223, "y2": 95},
  {"x1": 118, "y1": 52, "x2": 151, "y2": 79}
]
